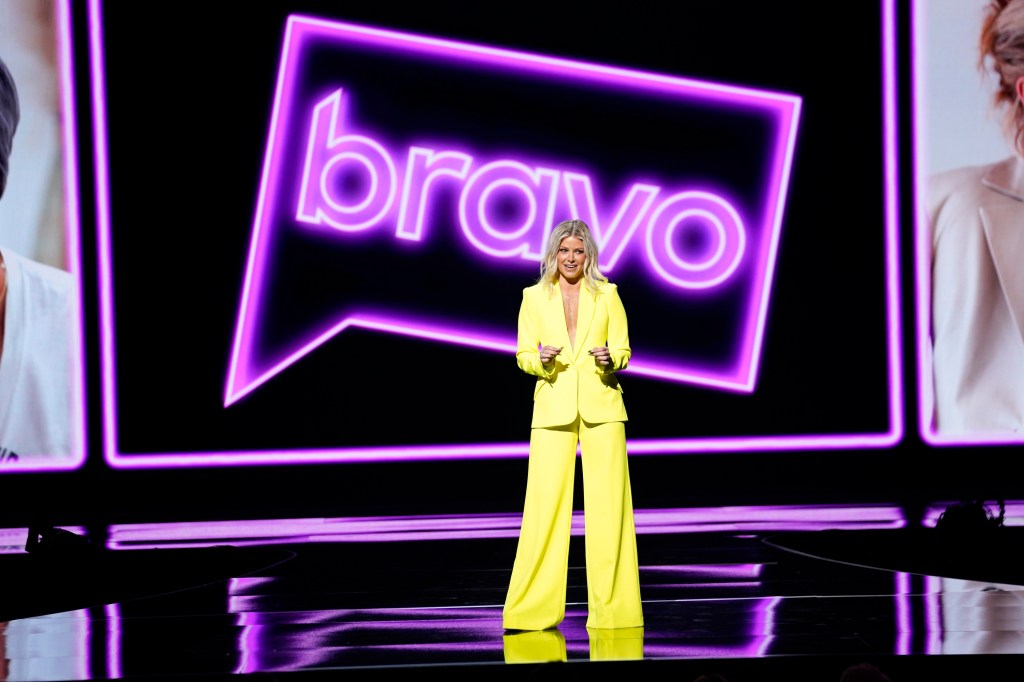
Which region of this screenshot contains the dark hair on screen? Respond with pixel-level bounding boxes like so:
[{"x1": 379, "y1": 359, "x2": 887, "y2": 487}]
[{"x1": 0, "y1": 55, "x2": 20, "y2": 201}]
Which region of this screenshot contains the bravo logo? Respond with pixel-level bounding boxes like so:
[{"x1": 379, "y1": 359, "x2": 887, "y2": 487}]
[
  {"x1": 297, "y1": 89, "x2": 746, "y2": 290},
  {"x1": 226, "y1": 15, "x2": 801, "y2": 406}
]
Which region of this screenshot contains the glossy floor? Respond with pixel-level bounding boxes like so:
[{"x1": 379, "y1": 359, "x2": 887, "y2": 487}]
[{"x1": 1, "y1": 501, "x2": 1022, "y2": 681}]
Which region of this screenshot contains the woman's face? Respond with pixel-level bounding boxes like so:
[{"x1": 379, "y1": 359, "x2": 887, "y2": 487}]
[{"x1": 556, "y1": 235, "x2": 586, "y2": 283}]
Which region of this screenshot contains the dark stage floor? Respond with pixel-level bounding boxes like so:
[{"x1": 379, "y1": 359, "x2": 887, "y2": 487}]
[{"x1": 2, "y1": 501, "x2": 1023, "y2": 681}]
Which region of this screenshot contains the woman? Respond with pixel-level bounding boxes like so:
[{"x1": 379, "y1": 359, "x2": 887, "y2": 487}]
[
  {"x1": 0, "y1": 55, "x2": 77, "y2": 464},
  {"x1": 502, "y1": 218, "x2": 643, "y2": 631},
  {"x1": 928, "y1": 0, "x2": 1024, "y2": 436}
]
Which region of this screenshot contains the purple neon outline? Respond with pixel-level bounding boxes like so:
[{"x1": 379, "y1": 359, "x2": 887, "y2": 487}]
[
  {"x1": 225, "y1": 15, "x2": 798, "y2": 404},
  {"x1": 396, "y1": 147, "x2": 473, "y2": 241},
  {"x1": 90, "y1": 2, "x2": 903, "y2": 468},
  {"x1": 233, "y1": 89, "x2": 773, "y2": 400},
  {"x1": 911, "y1": 0, "x2": 1024, "y2": 447},
  {"x1": 89, "y1": 0, "x2": 121, "y2": 468},
  {"x1": 458, "y1": 162, "x2": 558, "y2": 257},
  {"x1": 295, "y1": 91, "x2": 399, "y2": 230},
  {"x1": 1, "y1": 0, "x2": 89, "y2": 473},
  {"x1": 643, "y1": 192, "x2": 747, "y2": 288}
]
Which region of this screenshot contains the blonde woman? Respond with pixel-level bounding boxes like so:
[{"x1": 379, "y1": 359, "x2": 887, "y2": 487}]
[{"x1": 502, "y1": 219, "x2": 643, "y2": 631}]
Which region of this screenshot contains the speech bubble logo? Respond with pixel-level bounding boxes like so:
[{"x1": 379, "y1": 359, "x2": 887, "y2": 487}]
[{"x1": 224, "y1": 15, "x2": 802, "y2": 407}]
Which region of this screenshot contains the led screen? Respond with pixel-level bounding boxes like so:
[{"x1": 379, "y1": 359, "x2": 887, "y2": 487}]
[
  {"x1": 89, "y1": 1, "x2": 901, "y2": 467},
  {"x1": 0, "y1": 0, "x2": 86, "y2": 473},
  {"x1": 914, "y1": 0, "x2": 1024, "y2": 446}
]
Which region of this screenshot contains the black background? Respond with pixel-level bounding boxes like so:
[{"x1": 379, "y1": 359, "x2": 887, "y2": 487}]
[
  {"x1": 4, "y1": 1, "x2": 1022, "y2": 528},
  {"x1": 105, "y1": 0, "x2": 886, "y2": 450}
]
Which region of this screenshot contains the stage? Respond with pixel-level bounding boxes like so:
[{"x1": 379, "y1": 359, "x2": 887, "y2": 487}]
[
  {"x1": 4, "y1": 1, "x2": 1024, "y2": 680},
  {"x1": 2, "y1": 500, "x2": 1022, "y2": 681}
]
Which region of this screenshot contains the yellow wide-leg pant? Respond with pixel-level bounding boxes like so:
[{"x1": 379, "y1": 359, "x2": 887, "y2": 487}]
[{"x1": 502, "y1": 417, "x2": 643, "y2": 630}]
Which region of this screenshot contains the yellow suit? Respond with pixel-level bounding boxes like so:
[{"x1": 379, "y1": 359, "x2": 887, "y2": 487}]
[
  {"x1": 503, "y1": 280, "x2": 643, "y2": 631},
  {"x1": 516, "y1": 280, "x2": 630, "y2": 427}
]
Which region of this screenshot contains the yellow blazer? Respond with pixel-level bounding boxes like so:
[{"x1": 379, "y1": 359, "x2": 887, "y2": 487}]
[{"x1": 517, "y1": 280, "x2": 630, "y2": 428}]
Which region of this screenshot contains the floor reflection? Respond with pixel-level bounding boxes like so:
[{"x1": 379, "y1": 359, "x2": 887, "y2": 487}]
[{"x1": 1, "y1": 502, "x2": 1023, "y2": 680}]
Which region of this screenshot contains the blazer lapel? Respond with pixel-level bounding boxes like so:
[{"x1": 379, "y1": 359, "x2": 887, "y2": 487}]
[
  {"x1": 572, "y1": 285, "x2": 596, "y2": 362},
  {"x1": 548, "y1": 286, "x2": 573, "y2": 357},
  {"x1": 980, "y1": 203, "x2": 1024, "y2": 346},
  {"x1": 980, "y1": 157, "x2": 1024, "y2": 346}
]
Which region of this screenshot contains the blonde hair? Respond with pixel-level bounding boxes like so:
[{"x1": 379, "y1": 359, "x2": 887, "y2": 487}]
[
  {"x1": 537, "y1": 219, "x2": 607, "y2": 295},
  {"x1": 980, "y1": 0, "x2": 1024, "y2": 155}
]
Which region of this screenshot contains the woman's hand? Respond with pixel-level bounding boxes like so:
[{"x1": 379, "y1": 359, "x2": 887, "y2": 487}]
[
  {"x1": 589, "y1": 346, "x2": 612, "y2": 367},
  {"x1": 539, "y1": 345, "x2": 562, "y2": 366}
]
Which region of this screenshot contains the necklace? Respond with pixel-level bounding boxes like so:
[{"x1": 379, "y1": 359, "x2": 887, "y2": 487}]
[{"x1": 562, "y1": 291, "x2": 579, "y2": 327}]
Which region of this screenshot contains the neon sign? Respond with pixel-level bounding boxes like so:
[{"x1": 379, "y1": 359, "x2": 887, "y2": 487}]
[
  {"x1": 224, "y1": 15, "x2": 804, "y2": 407},
  {"x1": 297, "y1": 88, "x2": 746, "y2": 289}
]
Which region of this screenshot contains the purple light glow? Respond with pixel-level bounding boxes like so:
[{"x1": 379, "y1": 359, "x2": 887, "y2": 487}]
[
  {"x1": 226, "y1": 603, "x2": 773, "y2": 665},
  {"x1": 642, "y1": 597, "x2": 778, "y2": 659},
  {"x1": 235, "y1": 611, "x2": 260, "y2": 674},
  {"x1": 650, "y1": 581, "x2": 762, "y2": 590},
  {"x1": 640, "y1": 642, "x2": 769, "y2": 658},
  {"x1": 920, "y1": 501, "x2": 1023, "y2": 528},
  {"x1": 227, "y1": 606, "x2": 507, "y2": 672},
  {"x1": 89, "y1": 0, "x2": 120, "y2": 468},
  {"x1": 226, "y1": 25, "x2": 794, "y2": 408},
  {"x1": 644, "y1": 564, "x2": 763, "y2": 579},
  {"x1": 911, "y1": 0, "x2": 1023, "y2": 447},
  {"x1": 924, "y1": 575, "x2": 943, "y2": 655},
  {"x1": 105, "y1": 603, "x2": 121, "y2": 679},
  {"x1": 644, "y1": 191, "x2": 746, "y2": 288},
  {"x1": 230, "y1": 69, "x2": 774, "y2": 405},
  {"x1": 2, "y1": 0, "x2": 88, "y2": 473},
  {"x1": 227, "y1": 606, "x2": 502, "y2": 623},
  {"x1": 104, "y1": 504, "x2": 906, "y2": 549},
  {"x1": 0, "y1": 526, "x2": 88, "y2": 554},
  {"x1": 758, "y1": 597, "x2": 782, "y2": 657},
  {"x1": 635, "y1": 503, "x2": 907, "y2": 531},
  {"x1": 89, "y1": 2, "x2": 903, "y2": 469},
  {"x1": 895, "y1": 571, "x2": 913, "y2": 655}
]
